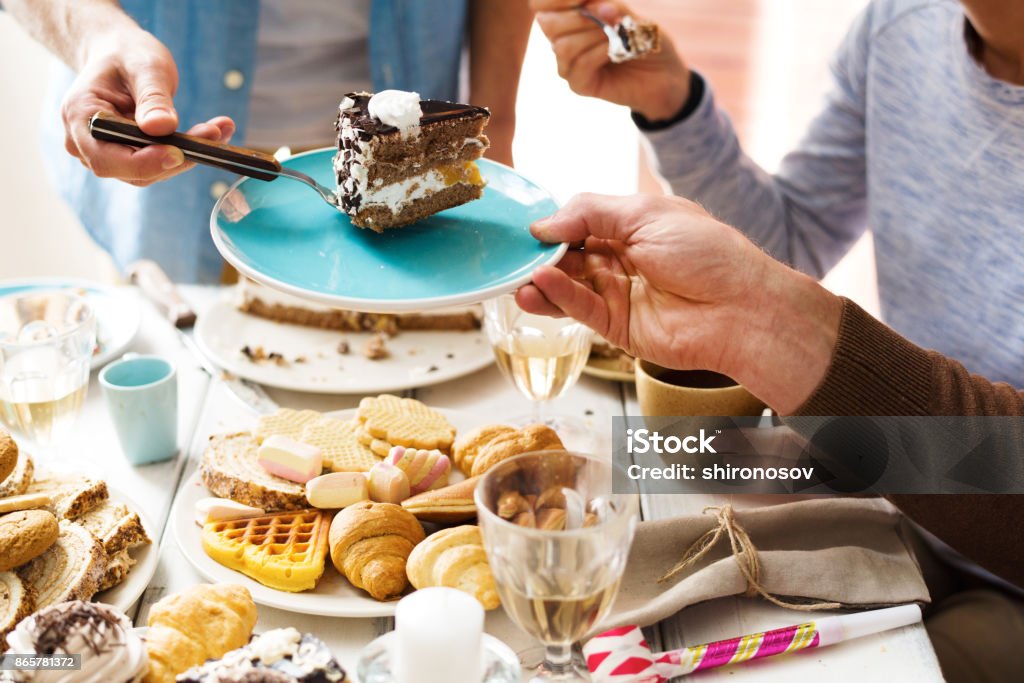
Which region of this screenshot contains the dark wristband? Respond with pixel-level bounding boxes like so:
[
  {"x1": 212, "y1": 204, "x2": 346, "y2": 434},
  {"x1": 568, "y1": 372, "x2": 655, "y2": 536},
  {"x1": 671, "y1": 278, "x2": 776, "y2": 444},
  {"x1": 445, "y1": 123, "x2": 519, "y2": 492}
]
[{"x1": 631, "y1": 71, "x2": 706, "y2": 131}]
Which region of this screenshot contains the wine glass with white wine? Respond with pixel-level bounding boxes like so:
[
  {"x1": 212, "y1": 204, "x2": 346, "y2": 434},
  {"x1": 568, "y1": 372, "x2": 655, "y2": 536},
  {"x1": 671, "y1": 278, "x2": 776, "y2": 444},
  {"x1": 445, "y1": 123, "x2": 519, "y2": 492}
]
[
  {"x1": 0, "y1": 290, "x2": 95, "y2": 467},
  {"x1": 483, "y1": 294, "x2": 592, "y2": 444},
  {"x1": 476, "y1": 451, "x2": 639, "y2": 682}
]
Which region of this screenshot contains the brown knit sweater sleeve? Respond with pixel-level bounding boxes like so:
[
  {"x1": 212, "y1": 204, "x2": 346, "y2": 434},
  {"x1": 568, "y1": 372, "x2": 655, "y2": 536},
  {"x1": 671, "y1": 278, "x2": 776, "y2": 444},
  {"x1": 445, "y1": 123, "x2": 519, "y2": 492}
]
[
  {"x1": 792, "y1": 298, "x2": 1024, "y2": 589},
  {"x1": 795, "y1": 298, "x2": 1024, "y2": 417}
]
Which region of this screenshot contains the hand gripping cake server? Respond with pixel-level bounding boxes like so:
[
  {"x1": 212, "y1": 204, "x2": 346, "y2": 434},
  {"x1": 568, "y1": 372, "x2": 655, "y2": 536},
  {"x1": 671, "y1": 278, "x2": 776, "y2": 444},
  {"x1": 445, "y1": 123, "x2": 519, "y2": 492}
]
[{"x1": 333, "y1": 90, "x2": 491, "y2": 232}]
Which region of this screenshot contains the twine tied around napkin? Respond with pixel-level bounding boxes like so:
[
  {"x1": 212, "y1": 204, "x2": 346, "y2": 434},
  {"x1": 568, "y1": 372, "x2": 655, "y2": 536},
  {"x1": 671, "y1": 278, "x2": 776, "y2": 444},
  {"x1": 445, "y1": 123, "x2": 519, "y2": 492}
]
[{"x1": 658, "y1": 504, "x2": 841, "y2": 612}]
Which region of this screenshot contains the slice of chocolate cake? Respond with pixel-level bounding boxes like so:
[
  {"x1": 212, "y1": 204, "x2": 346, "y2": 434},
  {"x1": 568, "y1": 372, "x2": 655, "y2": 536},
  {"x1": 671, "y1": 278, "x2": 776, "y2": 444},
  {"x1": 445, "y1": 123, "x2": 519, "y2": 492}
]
[
  {"x1": 333, "y1": 90, "x2": 490, "y2": 232},
  {"x1": 608, "y1": 16, "x2": 661, "y2": 63}
]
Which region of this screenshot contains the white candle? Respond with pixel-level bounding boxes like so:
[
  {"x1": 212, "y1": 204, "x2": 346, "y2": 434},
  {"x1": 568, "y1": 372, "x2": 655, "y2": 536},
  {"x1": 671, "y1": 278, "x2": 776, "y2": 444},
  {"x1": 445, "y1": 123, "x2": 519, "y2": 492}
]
[{"x1": 394, "y1": 587, "x2": 484, "y2": 683}]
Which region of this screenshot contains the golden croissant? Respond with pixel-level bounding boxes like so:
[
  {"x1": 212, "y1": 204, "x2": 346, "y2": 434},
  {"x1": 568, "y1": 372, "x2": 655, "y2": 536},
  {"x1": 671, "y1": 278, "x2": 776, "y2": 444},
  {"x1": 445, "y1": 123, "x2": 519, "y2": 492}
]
[
  {"x1": 406, "y1": 525, "x2": 500, "y2": 610},
  {"x1": 143, "y1": 583, "x2": 257, "y2": 683},
  {"x1": 329, "y1": 501, "x2": 425, "y2": 601}
]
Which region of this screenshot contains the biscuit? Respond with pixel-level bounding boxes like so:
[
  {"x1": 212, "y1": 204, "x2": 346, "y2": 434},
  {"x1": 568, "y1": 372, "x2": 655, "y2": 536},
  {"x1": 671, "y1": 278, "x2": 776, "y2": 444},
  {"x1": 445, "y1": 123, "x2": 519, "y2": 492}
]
[
  {"x1": 0, "y1": 449, "x2": 34, "y2": 499},
  {"x1": 0, "y1": 428, "x2": 16, "y2": 484},
  {"x1": 469, "y1": 424, "x2": 566, "y2": 477},
  {"x1": 299, "y1": 418, "x2": 379, "y2": 472},
  {"x1": 356, "y1": 425, "x2": 394, "y2": 458},
  {"x1": 0, "y1": 493, "x2": 53, "y2": 515},
  {"x1": 357, "y1": 395, "x2": 455, "y2": 452},
  {"x1": 451, "y1": 424, "x2": 518, "y2": 476},
  {"x1": 0, "y1": 509, "x2": 59, "y2": 572},
  {"x1": 255, "y1": 409, "x2": 322, "y2": 443}
]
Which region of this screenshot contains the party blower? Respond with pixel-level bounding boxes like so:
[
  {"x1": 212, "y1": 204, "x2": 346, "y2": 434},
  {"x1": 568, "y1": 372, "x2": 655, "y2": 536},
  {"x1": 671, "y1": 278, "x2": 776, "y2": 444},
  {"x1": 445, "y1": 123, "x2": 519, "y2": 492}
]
[{"x1": 584, "y1": 604, "x2": 922, "y2": 682}]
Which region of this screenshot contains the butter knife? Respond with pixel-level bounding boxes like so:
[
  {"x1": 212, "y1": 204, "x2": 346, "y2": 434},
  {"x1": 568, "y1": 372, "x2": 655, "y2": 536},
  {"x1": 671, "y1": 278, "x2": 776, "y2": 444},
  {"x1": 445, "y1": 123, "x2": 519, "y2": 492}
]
[{"x1": 127, "y1": 260, "x2": 279, "y2": 415}]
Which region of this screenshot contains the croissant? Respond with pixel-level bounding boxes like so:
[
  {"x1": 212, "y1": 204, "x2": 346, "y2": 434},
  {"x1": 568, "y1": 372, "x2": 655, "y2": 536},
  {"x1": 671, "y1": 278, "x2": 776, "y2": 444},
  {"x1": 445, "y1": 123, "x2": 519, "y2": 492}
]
[
  {"x1": 329, "y1": 501, "x2": 425, "y2": 601},
  {"x1": 143, "y1": 583, "x2": 257, "y2": 683},
  {"x1": 406, "y1": 525, "x2": 500, "y2": 610},
  {"x1": 469, "y1": 424, "x2": 566, "y2": 477},
  {"x1": 451, "y1": 425, "x2": 517, "y2": 476}
]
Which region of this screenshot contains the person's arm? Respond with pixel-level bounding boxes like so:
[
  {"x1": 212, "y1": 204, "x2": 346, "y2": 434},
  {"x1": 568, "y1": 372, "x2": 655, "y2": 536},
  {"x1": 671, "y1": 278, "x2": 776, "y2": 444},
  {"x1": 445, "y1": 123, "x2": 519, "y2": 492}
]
[
  {"x1": 518, "y1": 192, "x2": 1024, "y2": 417},
  {"x1": 468, "y1": 0, "x2": 534, "y2": 167},
  {"x1": 4, "y1": 0, "x2": 233, "y2": 185},
  {"x1": 793, "y1": 299, "x2": 1024, "y2": 417},
  {"x1": 533, "y1": 0, "x2": 874, "y2": 278}
]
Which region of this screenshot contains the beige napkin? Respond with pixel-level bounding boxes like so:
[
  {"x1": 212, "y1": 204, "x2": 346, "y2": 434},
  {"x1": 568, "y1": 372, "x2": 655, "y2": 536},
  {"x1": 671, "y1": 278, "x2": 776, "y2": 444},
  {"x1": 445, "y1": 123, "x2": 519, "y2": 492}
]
[{"x1": 486, "y1": 497, "x2": 929, "y2": 651}]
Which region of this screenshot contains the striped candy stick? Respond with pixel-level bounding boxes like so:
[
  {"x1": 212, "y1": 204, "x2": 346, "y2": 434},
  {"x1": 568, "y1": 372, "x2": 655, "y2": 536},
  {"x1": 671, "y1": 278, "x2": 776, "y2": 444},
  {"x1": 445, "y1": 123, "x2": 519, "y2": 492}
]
[{"x1": 584, "y1": 605, "x2": 922, "y2": 682}]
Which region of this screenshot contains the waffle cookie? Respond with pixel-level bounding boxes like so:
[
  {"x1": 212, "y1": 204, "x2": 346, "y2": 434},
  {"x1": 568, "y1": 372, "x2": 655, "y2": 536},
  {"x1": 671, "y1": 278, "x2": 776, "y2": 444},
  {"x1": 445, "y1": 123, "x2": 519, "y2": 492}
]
[
  {"x1": 299, "y1": 417, "x2": 379, "y2": 472},
  {"x1": 357, "y1": 395, "x2": 455, "y2": 452},
  {"x1": 254, "y1": 408, "x2": 322, "y2": 444},
  {"x1": 201, "y1": 508, "x2": 331, "y2": 592},
  {"x1": 356, "y1": 424, "x2": 395, "y2": 458}
]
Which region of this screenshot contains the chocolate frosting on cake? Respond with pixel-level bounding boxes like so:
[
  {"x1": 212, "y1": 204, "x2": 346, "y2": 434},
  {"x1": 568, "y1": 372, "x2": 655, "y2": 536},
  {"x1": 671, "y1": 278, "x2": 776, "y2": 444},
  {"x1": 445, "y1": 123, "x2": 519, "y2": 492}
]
[{"x1": 336, "y1": 92, "x2": 488, "y2": 138}]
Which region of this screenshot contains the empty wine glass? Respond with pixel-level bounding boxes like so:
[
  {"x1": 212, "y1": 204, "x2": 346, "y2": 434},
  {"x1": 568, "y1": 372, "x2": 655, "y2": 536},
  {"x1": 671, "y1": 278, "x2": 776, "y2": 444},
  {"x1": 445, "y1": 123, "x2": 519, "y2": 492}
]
[
  {"x1": 0, "y1": 290, "x2": 95, "y2": 466},
  {"x1": 482, "y1": 294, "x2": 592, "y2": 443},
  {"x1": 476, "y1": 451, "x2": 639, "y2": 682}
]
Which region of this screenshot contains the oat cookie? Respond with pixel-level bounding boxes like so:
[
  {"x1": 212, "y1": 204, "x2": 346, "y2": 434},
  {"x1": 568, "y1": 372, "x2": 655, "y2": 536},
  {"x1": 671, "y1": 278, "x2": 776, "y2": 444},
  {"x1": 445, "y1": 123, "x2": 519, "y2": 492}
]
[
  {"x1": 299, "y1": 417, "x2": 379, "y2": 472},
  {"x1": 357, "y1": 395, "x2": 455, "y2": 452},
  {"x1": 0, "y1": 510, "x2": 59, "y2": 572}
]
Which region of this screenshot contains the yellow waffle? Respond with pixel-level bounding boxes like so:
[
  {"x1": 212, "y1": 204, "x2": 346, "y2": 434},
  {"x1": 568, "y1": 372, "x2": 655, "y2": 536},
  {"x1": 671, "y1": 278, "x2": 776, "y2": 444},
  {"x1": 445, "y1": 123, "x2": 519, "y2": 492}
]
[
  {"x1": 254, "y1": 409, "x2": 322, "y2": 443},
  {"x1": 357, "y1": 395, "x2": 455, "y2": 452},
  {"x1": 299, "y1": 418, "x2": 380, "y2": 472},
  {"x1": 201, "y1": 509, "x2": 330, "y2": 592},
  {"x1": 356, "y1": 425, "x2": 395, "y2": 458}
]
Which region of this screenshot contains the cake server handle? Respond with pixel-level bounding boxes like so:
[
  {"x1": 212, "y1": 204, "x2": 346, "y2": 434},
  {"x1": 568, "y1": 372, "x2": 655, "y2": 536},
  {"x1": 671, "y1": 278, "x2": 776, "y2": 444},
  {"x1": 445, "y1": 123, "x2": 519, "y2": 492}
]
[{"x1": 89, "y1": 111, "x2": 282, "y2": 181}]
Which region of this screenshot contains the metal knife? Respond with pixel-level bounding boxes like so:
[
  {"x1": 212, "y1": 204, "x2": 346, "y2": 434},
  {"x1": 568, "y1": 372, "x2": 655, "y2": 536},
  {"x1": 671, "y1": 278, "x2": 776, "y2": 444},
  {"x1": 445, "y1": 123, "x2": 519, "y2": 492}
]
[{"x1": 127, "y1": 260, "x2": 279, "y2": 414}]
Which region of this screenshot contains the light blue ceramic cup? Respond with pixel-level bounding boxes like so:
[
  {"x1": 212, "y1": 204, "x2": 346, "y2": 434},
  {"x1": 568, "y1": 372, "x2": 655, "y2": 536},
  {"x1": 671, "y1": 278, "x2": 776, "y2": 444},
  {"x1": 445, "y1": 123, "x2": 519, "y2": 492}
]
[{"x1": 99, "y1": 354, "x2": 177, "y2": 465}]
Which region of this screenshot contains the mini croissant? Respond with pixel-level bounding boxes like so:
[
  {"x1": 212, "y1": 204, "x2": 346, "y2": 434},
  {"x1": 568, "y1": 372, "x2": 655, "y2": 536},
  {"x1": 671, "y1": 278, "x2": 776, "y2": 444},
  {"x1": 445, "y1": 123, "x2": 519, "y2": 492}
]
[
  {"x1": 406, "y1": 525, "x2": 500, "y2": 610},
  {"x1": 329, "y1": 501, "x2": 425, "y2": 601},
  {"x1": 143, "y1": 583, "x2": 257, "y2": 683}
]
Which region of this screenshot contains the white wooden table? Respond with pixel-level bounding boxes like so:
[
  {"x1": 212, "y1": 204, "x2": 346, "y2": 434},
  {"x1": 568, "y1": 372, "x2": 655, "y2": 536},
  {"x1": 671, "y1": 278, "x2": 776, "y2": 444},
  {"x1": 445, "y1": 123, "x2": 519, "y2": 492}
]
[{"x1": 71, "y1": 285, "x2": 943, "y2": 681}]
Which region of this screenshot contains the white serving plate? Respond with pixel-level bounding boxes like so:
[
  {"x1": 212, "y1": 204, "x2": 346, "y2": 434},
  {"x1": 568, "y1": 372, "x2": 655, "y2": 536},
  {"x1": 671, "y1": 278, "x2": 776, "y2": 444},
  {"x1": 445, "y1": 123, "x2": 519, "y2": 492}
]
[
  {"x1": 97, "y1": 485, "x2": 159, "y2": 612},
  {"x1": 171, "y1": 408, "x2": 480, "y2": 618},
  {"x1": 195, "y1": 300, "x2": 494, "y2": 395}
]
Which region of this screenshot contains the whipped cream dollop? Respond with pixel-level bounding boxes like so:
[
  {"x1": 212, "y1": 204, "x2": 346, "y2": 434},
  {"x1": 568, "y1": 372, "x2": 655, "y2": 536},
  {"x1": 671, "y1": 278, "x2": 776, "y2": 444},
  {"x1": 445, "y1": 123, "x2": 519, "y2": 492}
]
[
  {"x1": 5, "y1": 601, "x2": 148, "y2": 683},
  {"x1": 367, "y1": 90, "x2": 422, "y2": 131}
]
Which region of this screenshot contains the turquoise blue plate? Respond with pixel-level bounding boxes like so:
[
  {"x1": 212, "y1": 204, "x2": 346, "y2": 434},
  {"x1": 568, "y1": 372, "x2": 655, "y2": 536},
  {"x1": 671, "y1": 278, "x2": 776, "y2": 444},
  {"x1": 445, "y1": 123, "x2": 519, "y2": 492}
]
[{"x1": 211, "y1": 150, "x2": 565, "y2": 312}]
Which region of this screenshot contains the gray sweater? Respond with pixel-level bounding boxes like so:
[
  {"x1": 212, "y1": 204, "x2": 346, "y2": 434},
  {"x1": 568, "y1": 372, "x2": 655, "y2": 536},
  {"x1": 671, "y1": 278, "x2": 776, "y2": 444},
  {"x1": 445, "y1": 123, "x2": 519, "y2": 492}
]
[{"x1": 641, "y1": 0, "x2": 1024, "y2": 386}]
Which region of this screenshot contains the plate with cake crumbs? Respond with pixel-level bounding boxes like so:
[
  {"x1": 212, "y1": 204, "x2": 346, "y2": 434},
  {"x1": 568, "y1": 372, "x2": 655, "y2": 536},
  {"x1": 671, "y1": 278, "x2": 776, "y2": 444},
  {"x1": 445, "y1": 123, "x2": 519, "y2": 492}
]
[
  {"x1": 0, "y1": 278, "x2": 141, "y2": 370},
  {"x1": 211, "y1": 149, "x2": 566, "y2": 313},
  {"x1": 194, "y1": 285, "x2": 494, "y2": 394}
]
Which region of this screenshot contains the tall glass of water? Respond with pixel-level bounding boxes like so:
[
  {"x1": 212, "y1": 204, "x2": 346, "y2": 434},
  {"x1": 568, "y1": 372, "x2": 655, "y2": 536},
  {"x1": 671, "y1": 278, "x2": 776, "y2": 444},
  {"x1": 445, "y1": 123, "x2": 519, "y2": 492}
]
[
  {"x1": 0, "y1": 291, "x2": 95, "y2": 462},
  {"x1": 476, "y1": 452, "x2": 639, "y2": 682},
  {"x1": 483, "y1": 294, "x2": 592, "y2": 439}
]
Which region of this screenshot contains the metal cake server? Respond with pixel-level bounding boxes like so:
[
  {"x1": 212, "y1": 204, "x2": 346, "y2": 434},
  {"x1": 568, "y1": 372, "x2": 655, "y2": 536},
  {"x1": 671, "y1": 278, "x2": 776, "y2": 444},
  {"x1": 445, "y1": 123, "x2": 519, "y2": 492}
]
[{"x1": 89, "y1": 111, "x2": 341, "y2": 209}]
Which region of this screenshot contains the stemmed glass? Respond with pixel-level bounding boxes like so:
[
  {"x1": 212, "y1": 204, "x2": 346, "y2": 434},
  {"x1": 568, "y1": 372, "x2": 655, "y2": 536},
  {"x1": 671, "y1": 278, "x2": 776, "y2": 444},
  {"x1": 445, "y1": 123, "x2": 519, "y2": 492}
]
[
  {"x1": 476, "y1": 451, "x2": 639, "y2": 682},
  {"x1": 0, "y1": 290, "x2": 95, "y2": 466},
  {"x1": 482, "y1": 294, "x2": 592, "y2": 440}
]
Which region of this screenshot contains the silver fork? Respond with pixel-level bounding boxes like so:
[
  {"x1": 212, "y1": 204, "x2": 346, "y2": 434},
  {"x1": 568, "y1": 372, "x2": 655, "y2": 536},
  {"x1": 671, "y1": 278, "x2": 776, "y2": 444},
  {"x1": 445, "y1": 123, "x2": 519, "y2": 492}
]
[
  {"x1": 579, "y1": 6, "x2": 632, "y2": 58},
  {"x1": 89, "y1": 111, "x2": 342, "y2": 209}
]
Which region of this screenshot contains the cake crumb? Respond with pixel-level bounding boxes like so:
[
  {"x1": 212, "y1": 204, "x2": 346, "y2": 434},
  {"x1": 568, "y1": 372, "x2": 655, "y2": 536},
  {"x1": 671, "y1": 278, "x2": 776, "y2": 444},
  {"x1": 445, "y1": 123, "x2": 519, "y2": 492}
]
[
  {"x1": 337, "y1": 340, "x2": 350, "y2": 355},
  {"x1": 362, "y1": 333, "x2": 390, "y2": 360}
]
